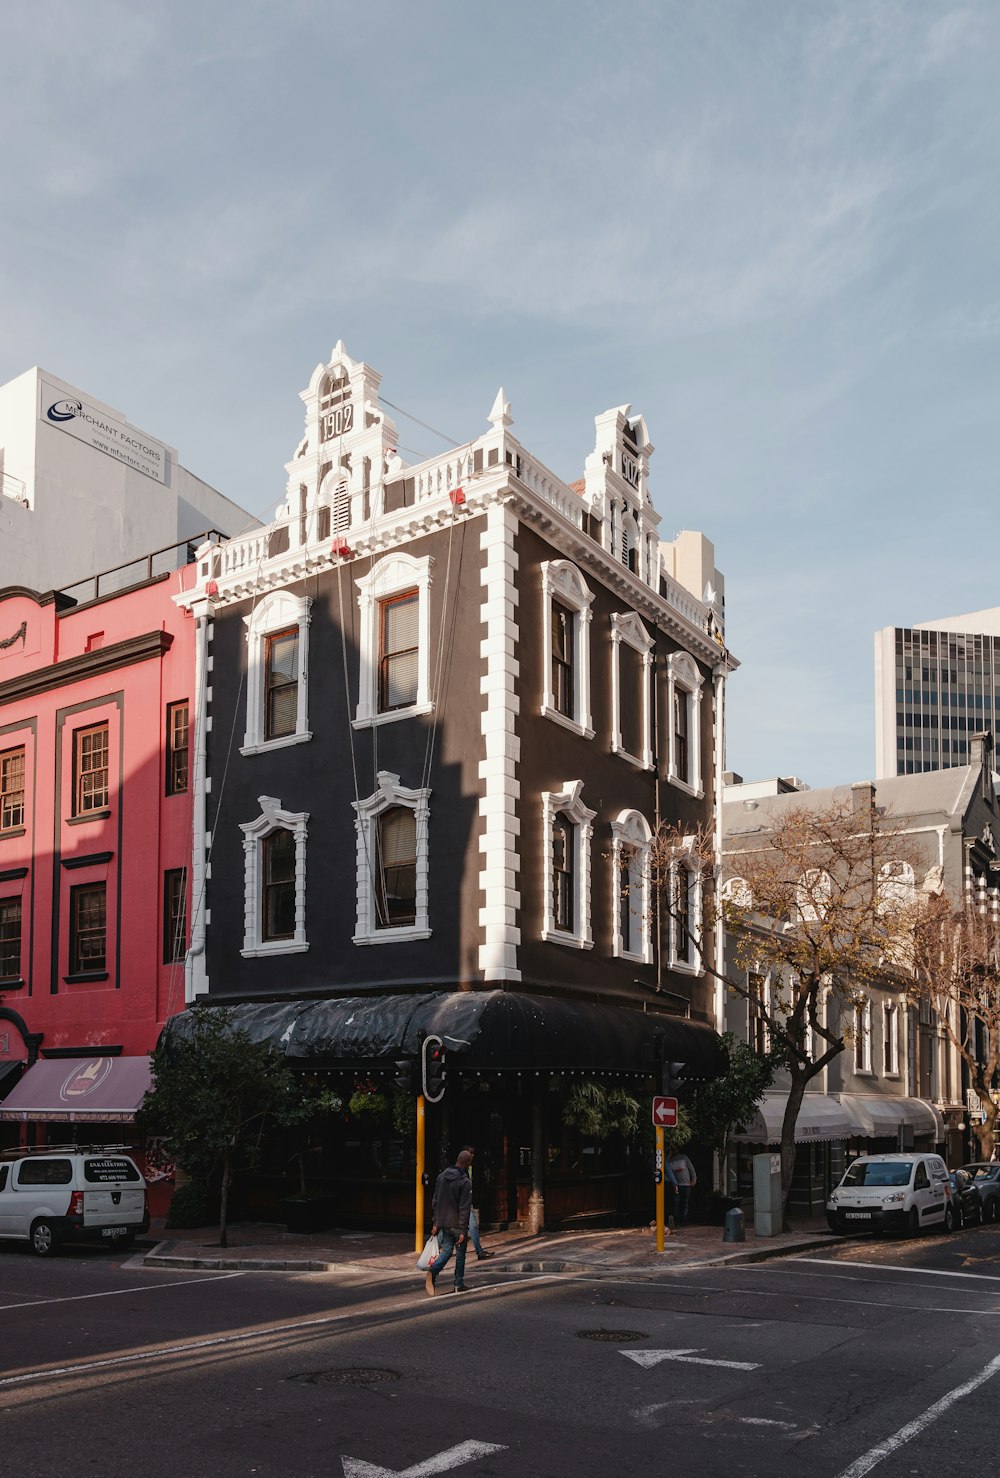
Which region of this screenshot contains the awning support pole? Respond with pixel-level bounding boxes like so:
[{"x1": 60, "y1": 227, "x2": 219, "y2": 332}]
[
  {"x1": 527, "y1": 1078, "x2": 546, "y2": 1235},
  {"x1": 415, "y1": 1094, "x2": 426, "y2": 1254}
]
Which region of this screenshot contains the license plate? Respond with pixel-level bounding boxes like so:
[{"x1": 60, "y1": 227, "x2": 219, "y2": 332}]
[
  {"x1": 101, "y1": 1226, "x2": 129, "y2": 1238},
  {"x1": 845, "y1": 1212, "x2": 872, "y2": 1219}
]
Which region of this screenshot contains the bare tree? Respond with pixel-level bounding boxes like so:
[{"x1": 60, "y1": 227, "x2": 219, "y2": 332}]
[
  {"x1": 652, "y1": 790, "x2": 921, "y2": 1218},
  {"x1": 909, "y1": 881, "x2": 1000, "y2": 1159}
]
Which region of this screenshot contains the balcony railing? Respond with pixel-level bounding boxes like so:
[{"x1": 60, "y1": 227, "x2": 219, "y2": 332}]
[{"x1": 58, "y1": 532, "x2": 224, "y2": 606}]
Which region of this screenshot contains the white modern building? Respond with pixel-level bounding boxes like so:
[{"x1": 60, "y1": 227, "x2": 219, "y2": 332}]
[
  {"x1": 0, "y1": 368, "x2": 258, "y2": 595},
  {"x1": 875, "y1": 609, "x2": 1000, "y2": 778}
]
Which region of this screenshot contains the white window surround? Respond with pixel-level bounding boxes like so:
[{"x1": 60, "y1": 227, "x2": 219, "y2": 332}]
[
  {"x1": 610, "y1": 612, "x2": 653, "y2": 769},
  {"x1": 665, "y1": 651, "x2": 703, "y2": 796},
  {"x1": 668, "y1": 855, "x2": 703, "y2": 975},
  {"x1": 354, "y1": 552, "x2": 434, "y2": 728},
  {"x1": 883, "y1": 999, "x2": 900, "y2": 1076},
  {"x1": 610, "y1": 809, "x2": 652, "y2": 964},
  {"x1": 720, "y1": 875, "x2": 753, "y2": 910},
  {"x1": 541, "y1": 780, "x2": 596, "y2": 949},
  {"x1": 540, "y1": 561, "x2": 594, "y2": 739},
  {"x1": 240, "y1": 795, "x2": 309, "y2": 957},
  {"x1": 797, "y1": 868, "x2": 833, "y2": 923},
  {"x1": 242, "y1": 591, "x2": 312, "y2": 755},
  {"x1": 877, "y1": 860, "x2": 916, "y2": 914},
  {"x1": 853, "y1": 995, "x2": 873, "y2": 1074},
  {"x1": 353, "y1": 770, "x2": 431, "y2": 944}
]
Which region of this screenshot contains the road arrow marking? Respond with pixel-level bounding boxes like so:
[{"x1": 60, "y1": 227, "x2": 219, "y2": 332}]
[
  {"x1": 341, "y1": 1439, "x2": 508, "y2": 1477},
  {"x1": 621, "y1": 1348, "x2": 761, "y2": 1372}
]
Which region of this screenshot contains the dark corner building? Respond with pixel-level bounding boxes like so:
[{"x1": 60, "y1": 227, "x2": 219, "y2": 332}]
[{"x1": 171, "y1": 343, "x2": 736, "y2": 1230}]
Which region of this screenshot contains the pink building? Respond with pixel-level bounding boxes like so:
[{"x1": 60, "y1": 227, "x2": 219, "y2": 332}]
[{"x1": 0, "y1": 545, "x2": 196, "y2": 1193}]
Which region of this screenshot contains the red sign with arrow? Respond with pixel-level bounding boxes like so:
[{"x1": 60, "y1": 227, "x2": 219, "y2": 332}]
[{"x1": 652, "y1": 1095, "x2": 678, "y2": 1128}]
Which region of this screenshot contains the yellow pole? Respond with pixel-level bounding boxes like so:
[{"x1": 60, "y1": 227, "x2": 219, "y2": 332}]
[
  {"x1": 655, "y1": 1125, "x2": 665, "y2": 1253},
  {"x1": 415, "y1": 1093, "x2": 426, "y2": 1253}
]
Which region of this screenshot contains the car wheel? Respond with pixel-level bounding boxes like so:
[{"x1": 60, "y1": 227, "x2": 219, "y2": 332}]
[
  {"x1": 30, "y1": 1220, "x2": 60, "y2": 1257},
  {"x1": 954, "y1": 1205, "x2": 964, "y2": 1230},
  {"x1": 943, "y1": 1204, "x2": 956, "y2": 1233},
  {"x1": 907, "y1": 1207, "x2": 920, "y2": 1237},
  {"x1": 989, "y1": 1197, "x2": 1000, "y2": 1225}
]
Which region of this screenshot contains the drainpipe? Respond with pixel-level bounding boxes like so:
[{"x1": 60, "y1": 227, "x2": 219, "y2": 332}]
[
  {"x1": 185, "y1": 597, "x2": 213, "y2": 1004},
  {"x1": 712, "y1": 661, "x2": 727, "y2": 1035}
]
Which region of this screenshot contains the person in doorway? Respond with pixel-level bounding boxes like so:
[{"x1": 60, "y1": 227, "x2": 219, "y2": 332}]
[
  {"x1": 667, "y1": 1147, "x2": 697, "y2": 1227},
  {"x1": 460, "y1": 1144, "x2": 496, "y2": 1261},
  {"x1": 426, "y1": 1149, "x2": 473, "y2": 1295}
]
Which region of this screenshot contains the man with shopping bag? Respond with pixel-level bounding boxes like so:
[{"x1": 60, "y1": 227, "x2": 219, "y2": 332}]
[{"x1": 425, "y1": 1149, "x2": 473, "y2": 1295}]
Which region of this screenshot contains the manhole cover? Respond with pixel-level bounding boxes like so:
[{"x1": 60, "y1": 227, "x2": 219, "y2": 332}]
[
  {"x1": 576, "y1": 1329, "x2": 648, "y2": 1343},
  {"x1": 289, "y1": 1367, "x2": 402, "y2": 1386}
]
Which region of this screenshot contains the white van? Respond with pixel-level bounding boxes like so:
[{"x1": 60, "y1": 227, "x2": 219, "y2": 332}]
[
  {"x1": 0, "y1": 1147, "x2": 149, "y2": 1256},
  {"x1": 826, "y1": 1153, "x2": 954, "y2": 1236}
]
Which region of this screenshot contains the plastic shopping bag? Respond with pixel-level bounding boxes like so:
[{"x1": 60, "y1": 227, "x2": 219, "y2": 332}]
[{"x1": 416, "y1": 1234, "x2": 439, "y2": 1271}]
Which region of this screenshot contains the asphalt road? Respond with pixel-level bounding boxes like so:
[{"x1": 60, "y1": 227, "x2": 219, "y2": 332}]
[{"x1": 1, "y1": 1225, "x2": 1000, "y2": 1478}]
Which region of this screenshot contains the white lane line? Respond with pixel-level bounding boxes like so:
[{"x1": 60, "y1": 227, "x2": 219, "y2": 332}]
[
  {"x1": 738, "y1": 1417, "x2": 797, "y2": 1429},
  {"x1": 833, "y1": 1350, "x2": 1000, "y2": 1478},
  {"x1": 0, "y1": 1270, "x2": 246, "y2": 1312},
  {"x1": 563, "y1": 1274, "x2": 1000, "y2": 1316},
  {"x1": 793, "y1": 1256, "x2": 1000, "y2": 1284}
]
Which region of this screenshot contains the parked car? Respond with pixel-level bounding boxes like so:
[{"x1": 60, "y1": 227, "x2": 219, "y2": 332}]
[
  {"x1": 0, "y1": 1146, "x2": 148, "y2": 1256},
  {"x1": 948, "y1": 1168, "x2": 983, "y2": 1228},
  {"x1": 827, "y1": 1153, "x2": 954, "y2": 1236},
  {"x1": 962, "y1": 1163, "x2": 1000, "y2": 1223}
]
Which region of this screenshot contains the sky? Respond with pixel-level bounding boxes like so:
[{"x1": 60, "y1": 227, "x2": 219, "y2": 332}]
[{"x1": 1, "y1": 0, "x2": 997, "y2": 788}]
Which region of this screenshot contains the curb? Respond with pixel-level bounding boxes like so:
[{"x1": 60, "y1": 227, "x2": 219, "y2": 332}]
[{"x1": 141, "y1": 1233, "x2": 841, "y2": 1276}]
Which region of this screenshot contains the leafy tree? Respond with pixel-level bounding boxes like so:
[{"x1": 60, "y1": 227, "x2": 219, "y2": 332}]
[
  {"x1": 909, "y1": 883, "x2": 1000, "y2": 1159},
  {"x1": 652, "y1": 793, "x2": 920, "y2": 1219},
  {"x1": 687, "y1": 1032, "x2": 780, "y2": 1189},
  {"x1": 142, "y1": 1005, "x2": 332, "y2": 1246},
  {"x1": 561, "y1": 1080, "x2": 641, "y2": 1139}
]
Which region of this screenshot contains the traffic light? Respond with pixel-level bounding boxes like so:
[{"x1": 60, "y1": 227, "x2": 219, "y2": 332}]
[
  {"x1": 421, "y1": 1034, "x2": 446, "y2": 1102},
  {"x1": 392, "y1": 1058, "x2": 417, "y2": 1095}
]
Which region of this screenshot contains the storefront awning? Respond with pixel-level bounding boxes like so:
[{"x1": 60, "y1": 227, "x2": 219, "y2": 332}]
[
  {"x1": 731, "y1": 1090, "x2": 854, "y2": 1145},
  {"x1": 0, "y1": 1056, "x2": 153, "y2": 1123},
  {"x1": 161, "y1": 991, "x2": 726, "y2": 1080},
  {"x1": 838, "y1": 1094, "x2": 944, "y2": 1140}
]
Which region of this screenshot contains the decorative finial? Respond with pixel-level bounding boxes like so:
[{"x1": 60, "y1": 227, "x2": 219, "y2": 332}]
[{"x1": 488, "y1": 387, "x2": 512, "y2": 429}]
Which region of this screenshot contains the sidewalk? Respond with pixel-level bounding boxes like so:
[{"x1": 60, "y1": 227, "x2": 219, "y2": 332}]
[{"x1": 141, "y1": 1214, "x2": 844, "y2": 1276}]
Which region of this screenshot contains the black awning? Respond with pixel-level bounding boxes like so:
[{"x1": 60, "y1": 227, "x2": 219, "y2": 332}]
[
  {"x1": 162, "y1": 992, "x2": 724, "y2": 1081},
  {"x1": 0, "y1": 1060, "x2": 24, "y2": 1099}
]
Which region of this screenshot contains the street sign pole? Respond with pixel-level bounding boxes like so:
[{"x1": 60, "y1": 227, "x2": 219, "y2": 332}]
[
  {"x1": 415, "y1": 1094, "x2": 426, "y2": 1253},
  {"x1": 655, "y1": 1125, "x2": 666, "y2": 1253}
]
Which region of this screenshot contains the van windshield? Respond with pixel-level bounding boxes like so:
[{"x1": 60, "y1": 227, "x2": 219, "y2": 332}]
[{"x1": 843, "y1": 1161, "x2": 911, "y2": 1188}]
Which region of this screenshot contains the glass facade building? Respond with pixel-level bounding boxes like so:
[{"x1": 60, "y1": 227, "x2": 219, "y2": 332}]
[{"x1": 875, "y1": 614, "x2": 1000, "y2": 777}]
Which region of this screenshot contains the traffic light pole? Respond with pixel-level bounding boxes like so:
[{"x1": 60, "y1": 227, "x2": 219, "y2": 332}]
[
  {"x1": 415, "y1": 1093, "x2": 426, "y2": 1253},
  {"x1": 655, "y1": 1125, "x2": 665, "y2": 1253}
]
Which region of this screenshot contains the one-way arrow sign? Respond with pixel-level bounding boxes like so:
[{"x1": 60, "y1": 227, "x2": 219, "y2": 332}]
[
  {"x1": 651, "y1": 1095, "x2": 678, "y2": 1128},
  {"x1": 341, "y1": 1439, "x2": 508, "y2": 1477},
  {"x1": 621, "y1": 1348, "x2": 760, "y2": 1372}
]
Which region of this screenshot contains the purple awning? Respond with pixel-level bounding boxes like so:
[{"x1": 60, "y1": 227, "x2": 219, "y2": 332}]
[{"x1": 0, "y1": 1056, "x2": 152, "y2": 1123}]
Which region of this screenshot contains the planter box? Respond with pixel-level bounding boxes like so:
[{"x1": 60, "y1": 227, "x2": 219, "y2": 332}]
[{"x1": 280, "y1": 1198, "x2": 334, "y2": 1234}]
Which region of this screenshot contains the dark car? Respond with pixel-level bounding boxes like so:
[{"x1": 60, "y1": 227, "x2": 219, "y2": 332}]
[
  {"x1": 949, "y1": 1169, "x2": 982, "y2": 1229},
  {"x1": 962, "y1": 1163, "x2": 1000, "y2": 1223}
]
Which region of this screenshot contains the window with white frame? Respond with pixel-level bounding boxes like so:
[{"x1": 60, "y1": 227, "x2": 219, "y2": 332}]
[
  {"x1": 749, "y1": 970, "x2": 769, "y2": 1055},
  {"x1": 242, "y1": 591, "x2": 312, "y2": 754},
  {"x1": 541, "y1": 781, "x2": 595, "y2": 948},
  {"x1": 540, "y1": 562, "x2": 594, "y2": 739},
  {"x1": 355, "y1": 554, "x2": 433, "y2": 727},
  {"x1": 240, "y1": 796, "x2": 309, "y2": 956},
  {"x1": 877, "y1": 861, "x2": 915, "y2": 914},
  {"x1": 611, "y1": 810, "x2": 652, "y2": 962},
  {"x1": 665, "y1": 652, "x2": 703, "y2": 793},
  {"x1": 610, "y1": 613, "x2": 653, "y2": 768},
  {"x1": 353, "y1": 772, "x2": 431, "y2": 943},
  {"x1": 797, "y1": 868, "x2": 832, "y2": 923},
  {"x1": 853, "y1": 995, "x2": 872, "y2": 1073},
  {"x1": 883, "y1": 999, "x2": 900, "y2": 1075},
  {"x1": 669, "y1": 855, "x2": 701, "y2": 972}
]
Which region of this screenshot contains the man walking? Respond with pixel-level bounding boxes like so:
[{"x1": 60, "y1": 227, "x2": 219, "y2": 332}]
[
  {"x1": 426, "y1": 1149, "x2": 473, "y2": 1295},
  {"x1": 668, "y1": 1147, "x2": 697, "y2": 1228}
]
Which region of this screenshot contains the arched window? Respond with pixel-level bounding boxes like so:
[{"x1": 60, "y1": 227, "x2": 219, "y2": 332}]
[
  {"x1": 878, "y1": 861, "x2": 915, "y2": 914},
  {"x1": 242, "y1": 591, "x2": 312, "y2": 754},
  {"x1": 721, "y1": 876, "x2": 753, "y2": 910},
  {"x1": 797, "y1": 869, "x2": 832, "y2": 923},
  {"x1": 552, "y1": 814, "x2": 575, "y2": 933},
  {"x1": 540, "y1": 562, "x2": 594, "y2": 739},
  {"x1": 665, "y1": 652, "x2": 704, "y2": 795},
  {"x1": 355, "y1": 553, "x2": 433, "y2": 727},
  {"x1": 611, "y1": 810, "x2": 652, "y2": 963},
  {"x1": 353, "y1": 772, "x2": 431, "y2": 943},
  {"x1": 853, "y1": 995, "x2": 872, "y2": 1073},
  {"x1": 541, "y1": 781, "x2": 596, "y2": 948},
  {"x1": 376, "y1": 806, "x2": 418, "y2": 929},
  {"x1": 240, "y1": 797, "x2": 309, "y2": 956}
]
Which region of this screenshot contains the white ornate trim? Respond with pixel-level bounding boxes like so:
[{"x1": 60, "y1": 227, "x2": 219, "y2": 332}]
[
  {"x1": 610, "y1": 611, "x2": 653, "y2": 769},
  {"x1": 610, "y1": 809, "x2": 652, "y2": 963},
  {"x1": 668, "y1": 854, "x2": 702, "y2": 974},
  {"x1": 541, "y1": 780, "x2": 596, "y2": 949},
  {"x1": 240, "y1": 795, "x2": 309, "y2": 957},
  {"x1": 242, "y1": 591, "x2": 312, "y2": 754},
  {"x1": 665, "y1": 649, "x2": 704, "y2": 796},
  {"x1": 354, "y1": 552, "x2": 433, "y2": 726},
  {"x1": 478, "y1": 503, "x2": 522, "y2": 981},
  {"x1": 353, "y1": 771, "x2": 431, "y2": 944},
  {"x1": 540, "y1": 560, "x2": 594, "y2": 739}
]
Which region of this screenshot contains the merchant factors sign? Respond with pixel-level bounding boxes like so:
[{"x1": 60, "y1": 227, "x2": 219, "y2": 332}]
[{"x1": 39, "y1": 378, "x2": 168, "y2": 484}]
